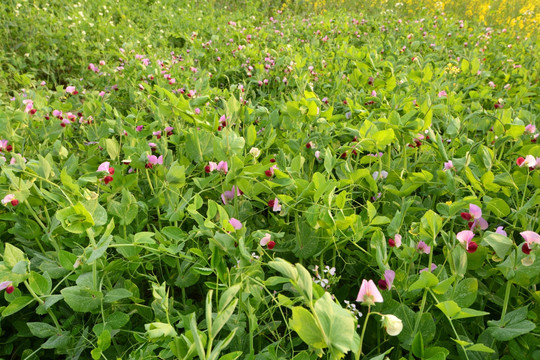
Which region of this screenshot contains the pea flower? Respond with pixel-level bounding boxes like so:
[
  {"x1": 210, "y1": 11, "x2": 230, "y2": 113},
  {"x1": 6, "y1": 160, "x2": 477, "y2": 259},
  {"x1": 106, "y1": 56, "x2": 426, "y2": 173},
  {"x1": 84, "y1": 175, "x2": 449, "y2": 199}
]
[
  {"x1": 520, "y1": 231, "x2": 539, "y2": 254},
  {"x1": 388, "y1": 234, "x2": 402, "y2": 248},
  {"x1": 443, "y1": 160, "x2": 454, "y2": 170},
  {"x1": 97, "y1": 161, "x2": 115, "y2": 175},
  {"x1": 249, "y1": 147, "x2": 261, "y2": 158},
  {"x1": 438, "y1": 90, "x2": 448, "y2": 97},
  {"x1": 420, "y1": 263, "x2": 437, "y2": 273},
  {"x1": 356, "y1": 279, "x2": 384, "y2": 306},
  {"x1": 378, "y1": 269, "x2": 395, "y2": 290},
  {"x1": 516, "y1": 155, "x2": 536, "y2": 168},
  {"x1": 221, "y1": 186, "x2": 242, "y2": 205},
  {"x1": 417, "y1": 241, "x2": 431, "y2": 254},
  {"x1": 260, "y1": 233, "x2": 272, "y2": 246},
  {"x1": 0, "y1": 281, "x2": 14, "y2": 294},
  {"x1": 1, "y1": 194, "x2": 18, "y2": 206},
  {"x1": 65, "y1": 86, "x2": 78, "y2": 95},
  {"x1": 456, "y1": 230, "x2": 478, "y2": 253},
  {"x1": 268, "y1": 198, "x2": 281, "y2": 212},
  {"x1": 460, "y1": 204, "x2": 488, "y2": 230},
  {"x1": 495, "y1": 226, "x2": 507, "y2": 236},
  {"x1": 146, "y1": 155, "x2": 163, "y2": 168},
  {"x1": 381, "y1": 314, "x2": 403, "y2": 336},
  {"x1": 216, "y1": 161, "x2": 228, "y2": 174},
  {"x1": 229, "y1": 218, "x2": 242, "y2": 230}
]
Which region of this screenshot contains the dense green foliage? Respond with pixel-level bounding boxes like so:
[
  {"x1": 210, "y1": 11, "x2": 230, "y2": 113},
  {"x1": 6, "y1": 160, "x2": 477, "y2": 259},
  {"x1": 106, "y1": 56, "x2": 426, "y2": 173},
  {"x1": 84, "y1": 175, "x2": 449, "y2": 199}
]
[{"x1": 0, "y1": 1, "x2": 539, "y2": 359}]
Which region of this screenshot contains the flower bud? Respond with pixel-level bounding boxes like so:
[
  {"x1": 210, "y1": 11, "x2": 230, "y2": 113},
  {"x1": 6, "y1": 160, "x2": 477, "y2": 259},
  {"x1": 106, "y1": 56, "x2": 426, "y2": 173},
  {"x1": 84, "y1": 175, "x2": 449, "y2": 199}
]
[{"x1": 381, "y1": 314, "x2": 403, "y2": 336}]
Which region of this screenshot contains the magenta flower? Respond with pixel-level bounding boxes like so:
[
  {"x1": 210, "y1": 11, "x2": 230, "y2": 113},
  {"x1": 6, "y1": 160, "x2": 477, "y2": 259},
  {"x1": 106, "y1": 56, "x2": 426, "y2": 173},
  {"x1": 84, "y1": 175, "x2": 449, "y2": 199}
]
[
  {"x1": 417, "y1": 241, "x2": 431, "y2": 254},
  {"x1": 388, "y1": 234, "x2": 402, "y2": 248},
  {"x1": 438, "y1": 90, "x2": 448, "y2": 97},
  {"x1": 147, "y1": 155, "x2": 163, "y2": 165},
  {"x1": 443, "y1": 160, "x2": 454, "y2": 170},
  {"x1": 136, "y1": 125, "x2": 144, "y2": 132},
  {"x1": 495, "y1": 226, "x2": 507, "y2": 236},
  {"x1": 356, "y1": 279, "x2": 384, "y2": 306},
  {"x1": 1, "y1": 194, "x2": 16, "y2": 206},
  {"x1": 52, "y1": 110, "x2": 62, "y2": 118},
  {"x1": 221, "y1": 186, "x2": 242, "y2": 205},
  {"x1": 271, "y1": 197, "x2": 281, "y2": 212},
  {"x1": 521, "y1": 231, "x2": 540, "y2": 246},
  {"x1": 0, "y1": 281, "x2": 14, "y2": 294},
  {"x1": 378, "y1": 270, "x2": 395, "y2": 290},
  {"x1": 229, "y1": 218, "x2": 242, "y2": 230},
  {"x1": 260, "y1": 233, "x2": 272, "y2": 246},
  {"x1": 456, "y1": 230, "x2": 478, "y2": 253},
  {"x1": 216, "y1": 161, "x2": 228, "y2": 174},
  {"x1": 468, "y1": 204, "x2": 489, "y2": 230},
  {"x1": 521, "y1": 231, "x2": 539, "y2": 255},
  {"x1": 97, "y1": 161, "x2": 112, "y2": 173},
  {"x1": 205, "y1": 161, "x2": 218, "y2": 173},
  {"x1": 524, "y1": 124, "x2": 536, "y2": 134},
  {"x1": 419, "y1": 263, "x2": 437, "y2": 273}
]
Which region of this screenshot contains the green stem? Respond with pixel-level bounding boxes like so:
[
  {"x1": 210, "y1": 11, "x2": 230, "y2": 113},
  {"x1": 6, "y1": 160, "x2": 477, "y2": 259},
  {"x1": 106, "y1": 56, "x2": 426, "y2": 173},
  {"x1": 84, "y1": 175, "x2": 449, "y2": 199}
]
[
  {"x1": 413, "y1": 250, "x2": 433, "y2": 335},
  {"x1": 356, "y1": 306, "x2": 371, "y2": 360},
  {"x1": 500, "y1": 280, "x2": 512, "y2": 324},
  {"x1": 24, "y1": 280, "x2": 61, "y2": 331}
]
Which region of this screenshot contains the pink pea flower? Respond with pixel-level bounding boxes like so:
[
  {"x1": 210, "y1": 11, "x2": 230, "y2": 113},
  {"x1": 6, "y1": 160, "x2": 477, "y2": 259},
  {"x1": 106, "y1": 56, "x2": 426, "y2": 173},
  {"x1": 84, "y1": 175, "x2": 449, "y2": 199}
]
[
  {"x1": 0, "y1": 281, "x2": 14, "y2": 294},
  {"x1": 443, "y1": 160, "x2": 454, "y2": 170},
  {"x1": 136, "y1": 125, "x2": 144, "y2": 132},
  {"x1": 269, "y1": 197, "x2": 281, "y2": 212},
  {"x1": 65, "y1": 86, "x2": 77, "y2": 94},
  {"x1": 456, "y1": 230, "x2": 478, "y2": 253},
  {"x1": 229, "y1": 218, "x2": 242, "y2": 230},
  {"x1": 221, "y1": 186, "x2": 242, "y2": 205},
  {"x1": 40, "y1": 81, "x2": 46, "y2": 86},
  {"x1": 99, "y1": 91, "x2": 106, "y2": 97},
  {"x1": 97, "y1": 162, "x2": 114, "y2": 174},
  {"x1": 23, "y1": 99, "x2": 34, "y2": 113},
  {"x1": 52, "y1": 110, "x2": 62, "y2": 118},
  {"x1": 521, "y1": 231, "x2": 539, "y2": 255},
  {"x1": 417, "y1": 241, "x2": 431, "y2": 254},
  {"x1": 388, "y1": 234, "x2": 402, "y2": 248},
  {"x1": 488, "y1": 81, "x2": 496, "y2": 88},
  {"x1": 377, "y1": 269, "x2": 395, "y2": 290},
  {"x1": 371, "y1": 90, "x2": 377, "y2": 97},
  {"x1": 420, "y1": 263, "x2": 437, "y2": 273},
  {"x1": 315, "y1": 150, "x2": 321, "y2": 160},
  {"x1": 438, "y1": 90, "x2": 447, "y2": 97},
  {"x1": 463, "y1": 204, "x2": 489, "y2": 230},
  {"x1": 146, "y1": 155, "x2": 163, "y2": 168},
  {"x1": 265, "y1": 165, "x2": 278, "y2": 177},
  {"x1": 495, "y1": 226, "x2": 507, "y2": 236},
  {"x1": 525, "y1": 124, "x2": 536, "y2": 134},
  {"x1": 356, "y1": 279, "x2": 384, "y2": 306},
  {"x1": 1, "y1": 194, "x2": 17, "y2": 206},
  {"x1": 516, "y1": 155, "x2": 536, "y2": 168},
  {"x1": 216, "y1": 161, "x2": 228, "y2": 174},
  {"x1": 205, "y1": 161, "x2": 218, "y2": 173},
  {"x1": 194, "y1": 108, "x2": 201, "y2": 115},
  {"x1": 260, "y1": 233, "x2": 272, "y2": 246}
]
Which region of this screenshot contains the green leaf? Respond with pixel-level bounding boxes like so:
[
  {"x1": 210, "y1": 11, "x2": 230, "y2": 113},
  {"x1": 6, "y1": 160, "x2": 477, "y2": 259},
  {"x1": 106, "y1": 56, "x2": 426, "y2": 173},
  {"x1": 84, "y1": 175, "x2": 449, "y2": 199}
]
[
  {"x1": 41, "y1": 331, "x2": 70, "y2": 349},
  {"x1": 28, "y1": 271, "x2": 51, "y2": 296},
  {"x1": 453, "y1": 308, "x2": 490, "y2": 320},
  {"x1": 482, "y1": 232, "x2": 513, "y2": 258},
  {"x1": 134, "y1": 232, "x2": 155, "y2": 244},
  {"x1": 465, "y1": 343, "x2": 495, "y2": 353},
  {"x1": 409, "y1": 271, "x2": 439, "y2": 291},
  {"x1": 436, "y1": 301, "x2": 461, "y2": 318},
  {"x1": 55, "y1": 202, "x2": 94, "y2": 234},
  {"x1": 453, "y1": 278, "x2": 478, "y2": 308},
  {"x1": 27, "y1": 322, "x2": 58, "y2": 338},
  {"x1": 314, "y1": 292, "x2": 356, "y2": 354},
  {"x1": 419, "y1": 210, "x2": 442, "y2": 242},
  {"x1": 411, "y1": 331, "x2": 424, "y2": 358},
  {"x1": 98, "y1": 330, "x2": 111, "y2": 351},
  {"x1": 166, "y1": 162, "x2": 185, "y2": 185},
  {"x1": 105, "y1": 138, "x2": 120, "y2": 160},
  {"x1": 432, "y1": 276, "x2": 455, "y2": 295},
  {"x1": 372, "y1": 129, "x2": 395, "y2": 149},
  {"x1": 268, "y1": 258, "x2": 298, "y2": 282},
  {"x1": 145, "y1": 321, "x2": 177, "y2": 339},
  {"x1": 104, "y1": 288, "x2": 132, "y2": 303},
  {"x1": 295, "y1": 263, "x2": 313, "y2": 301},
  {"x1": 2, "y1": 296, "x2": 34, "y2": 317},
  {"x1": 290, "y1": 306, "x2": 326, "y2": 349},
  {"x1": 4, "y1": 243, "x2": 26, "y2": 268},
  {"x1": 486, "y1": 198, "x2": 510, "y2": 217},
  {"x1": 61, "y1": 286, "x2": 102, "y2": 312}
]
